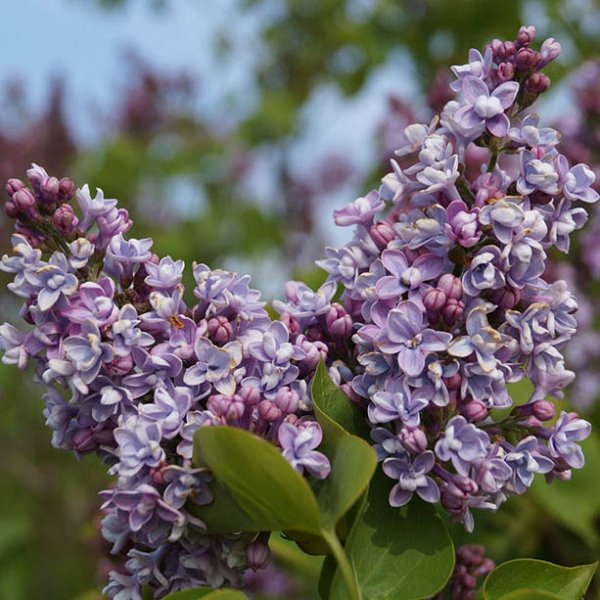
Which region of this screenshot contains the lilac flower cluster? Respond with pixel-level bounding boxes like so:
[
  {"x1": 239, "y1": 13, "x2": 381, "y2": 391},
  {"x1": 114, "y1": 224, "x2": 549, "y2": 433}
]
[
  {"x1": 549, "y1": 59, "x2": 600, "y2": 410},
  {"x1": 0, "y1": 165, "x2": 330, "y2": 598},
  {"x1": 277, "y1": 27, "x2": 594, "y2": 531},
  {"x1": 434, "y1": 544, "x2": 495, "y2": 600}
]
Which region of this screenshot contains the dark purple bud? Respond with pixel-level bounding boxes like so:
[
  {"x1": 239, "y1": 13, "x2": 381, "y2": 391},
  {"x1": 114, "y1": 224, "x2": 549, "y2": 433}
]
[
  {"x1": 525, "y1": 72, "x2": 550, "y2": 95},
  {"x1": 12, "y1": 189, "x2": 39, "y2": 220},
  {"x1": 370, "y1": 219, "x2": 395, "y2": 249},
  {"x1": 207, "y1": 316, "x2": 234, "y2": 344},
  {"x1": 247, "y1": 538, "x2": 270, "y2": 570},
  {"x1": 447, "y1": 474, "x2": 478, "y2": 499},
  {"x1": 306, "y1": 326, "x2": 325, "y2": 342},
  {"x1": 399, "y1": 426, "x2": 428, "y2": 454},
  {"x1": 423, "y1": 288, "x2": 447, "y2": 314},
  {"x1": 496, "y1": 62, "x2": 515, "y2": 82},
  {"x1": 516, "y1": 25, "x2": 536, "y2": 47},
  {"x1": 4, "y1": 199, "x2": 19, "y2": 219},
  {"x1": 280, "y1": 311, "x2": 301, "y2": 337},
  {"x1": 239, "y1": 385, "x2": 261, "y2": 407},
  {"x1": 340, "y1": 383, "x2": 367, "y2": 408},
  {"x1": 259, "y1": 400, "x2": 282, "y2": 422},
  {"x1": 53, "y1": 204, "x2": 79, "y2": 234},
  {"x1": 275, "y1": 387, "x2": 300, "y2": 414},
  {"x1": 461, "y1": 399, "x2": 488, "y2": 422},
  {"x1": 437, "y1": 273, "x2": 462, "y2": 300},
  {"x1": 58, "y1": 177, "x2": 75, "y2": 201},
  {"x1": 457, "y1": 544, "x2": 486, "y2": 565},
  {"x1": 442, "y1": 298, "x2": 464, "y2": 325},
  {"x1": 208, "y1": 394, "x2": 233, "y2": 417},
  {"x1": 492, "y1": 40, "x2": 516, "y2": 62},
  {"x1": 40, "y1": 176, "x2": 61, "y2": 204},
  {"x1": 445, "y1": 373, "x2": 462, "y2": 390},
  {"x1": 326, "y1": 303, "x2": 353, "y2": 338},
  {"x1": 492, "y1": 286, "x2": 521, "y2": 309},
  {"x1": 532, "y1": 400, "x2": 555, "y2": 421},
  {"x1": 460, "y1": 574, "x2": 477, "y2": 590},
  {"x1": 6, "y1": 178, "x2": 25, "y2": 196},
  {"x1": 105, "y1": 354, "x2": 134, "y2": 376},
  {"x1": 73, "y1": 428, "x2": 98, "y2": 454},
  {"x1": 515, "y1": 48, "x2": 540, "y2": 72},
  {"x1": 26, "y1": 165, "x2": 46, "y2": 190}
]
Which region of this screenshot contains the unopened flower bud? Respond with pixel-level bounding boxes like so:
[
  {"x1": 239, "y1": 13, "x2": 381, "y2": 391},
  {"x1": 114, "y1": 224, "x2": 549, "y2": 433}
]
[
  {"x1": 104, "y1": 354, "x2": 134, "y2": 376},
  {"x1": 39, "y1": 176, "x2": 60, "y2": 204},
  {"x1": 445, "y1": 373, "x2": 462, "y2": 390},
  {"x1": 515, "y1": 47, "x2": 540, "y2": 72},
  {"x1": 258, "y1": 399, "x2": 282, "y2": 422},
  {"x1": 326, "y1": 303, "x2": 352, "y2": 338},
  {"x1": 280, "y1": 311, "x2": 301, "y2": 337},
  {"x1": 492, "y1": 286, "x2": 521, "y2": 309},
  {"x1": 58, "y1": 177, "x2": 75, "y2": 201},
  {"x1": 525, "y1": 72, "x2": 550, "y2": 95},
  {"x1": 370, "y1": 219, "x2": 395, "y2": 249},
  {"x1": 437, "y1": 273, "x2": 462, "y2": 300},
  {"x1": 461, "y1": 399, "x2": 488, "y2": 422},
  {"x1": 239, "y1": 385, "x2": 261, "y2": 407},
  {"x1": 275, "y1": 386, "x2": 300, "y2": 414},
  {"x1": 423, "y1": 288, "x2": 447, "y2": 314},
  {"x1": 538, "y1": 38, "x2": 561, "y2": 68},
  {"x1": 12, "y1": 188, "x2": 39, "y2": 220},
  {"x1": 516, "y1": 25, "x2": 536, "y2": 47},
  {"x1": 496, "y1": 62, "x2": 515, "y2": 82},
  {"x1": 247, "y1": 538, "x2": 270, "y2": 570},
  {"x1": 73, "y1": 428, "x2": 97, "y2": 454},
  {"x1": 4, "y1": 199, "x2": 19, "y2": 219},
  {"x1": 6, "y1": 178, "x2": 25, "y2": 196},
  {"x1": 399, "y1": 426, "x2": 428, "y2": 454},
  {"x1": 207, "y1": 316, "x2": 234, "y2": 344},
  {"x1": 532, "y1": 400, "x2": 555, "y2": 421},
  {"x1": 442, "y1": 298, "x2": 464, "y2": 325},
  {"x1": 53, "y1": 204, "x2": 79, "y2": 234}
]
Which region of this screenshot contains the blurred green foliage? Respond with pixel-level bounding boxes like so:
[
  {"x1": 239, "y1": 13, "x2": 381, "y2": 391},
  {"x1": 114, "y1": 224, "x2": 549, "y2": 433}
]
[{"x1": 1, "y1": 0, "x2": 599, "y2": 598}]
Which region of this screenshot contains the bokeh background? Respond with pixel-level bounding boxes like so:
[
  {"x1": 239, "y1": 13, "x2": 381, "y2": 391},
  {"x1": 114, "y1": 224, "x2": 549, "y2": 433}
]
[{"x1": 1, "y1": 1, "x2": 599, "y2": 598}]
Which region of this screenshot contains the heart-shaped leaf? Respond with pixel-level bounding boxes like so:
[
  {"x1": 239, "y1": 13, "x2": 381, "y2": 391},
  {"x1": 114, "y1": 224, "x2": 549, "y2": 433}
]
[
  {"x1": 483, "y1": 559, "x2": 597, "y2": 600},
  {"x1": 311, "y1": 360, "x2": 371, "y2": 443},
  {"x1": 531, "y1": 434, "x2": 600, "y2": 548},
  {"x1": 328, "y1": 470, "x2": 455, "y2": 600},
  {"x1": 193, "y1": 426, "x2": 322, "y2": 535}
]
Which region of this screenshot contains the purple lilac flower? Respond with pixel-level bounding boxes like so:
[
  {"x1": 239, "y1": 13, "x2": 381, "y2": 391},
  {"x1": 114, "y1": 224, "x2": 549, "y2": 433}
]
[
  {"x1": 333, "y1": 189, "x2": 385, "y2": 226},
  {"x1": 31, "y1": 252, "x2": 79, "y2": 311},
  {"x1": 504, "y1": 436, "x2": 554, "y2": 494},
  {"x1": 462, "y1": 246, "x2": 506, "y2": 296},
  {"x1": 369, "y1": 376, "x2": 430, "y2": 426},
  {"x1": 375, "y1": 300, "x2": 452, "y2": 377},
  {"x1": 144, "y1": 256, "x2": 185, "y2": 289},
  {"x1": 113, "y1": 417, "x2": 166, "y2": 477},
  {"x1": 382, "y1": 451, "x2": 440, "y2": 507},
  {"x1": 548, "y1": 412, "x2": 591, "y2": 469},
  {"x1": 435, "y1": 416, "x2": 490, "y2": 476},
  {"x1": 454, "y1": 76, "x2": 519, "y2": 137},
  {"x1": 278, "y1": 421, "x2": 330, "y2": 479},
  {"x1": 184, "y1": 338, "x2": 243, "y2": 395}
]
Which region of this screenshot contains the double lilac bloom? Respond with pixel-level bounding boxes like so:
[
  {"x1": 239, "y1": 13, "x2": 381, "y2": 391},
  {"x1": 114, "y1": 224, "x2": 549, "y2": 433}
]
[
  {"x1": 375, "y1": 300, "x2": 452, "y2": 377},
  {"x1": 454, "y1": 76, "x2": 519, "y2": 137},
  {"x1": 382, "y1": 451, "x2": 440, "y2": 507}
]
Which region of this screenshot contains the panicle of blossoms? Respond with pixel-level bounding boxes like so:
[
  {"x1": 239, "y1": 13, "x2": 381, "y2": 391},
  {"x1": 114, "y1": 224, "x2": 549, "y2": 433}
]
[
  {"x1": 274, "y1": 26, "x2": 594, "y2": 532},
  {"x1": 433, "y1": 544, "x2": 495, "y2": 600},
  {"x1": 0, "y1": 166, "x2": 331, "y2": 598},
  {"x1": 547, "y1": 59, "x2": 600, "y2": 410}
]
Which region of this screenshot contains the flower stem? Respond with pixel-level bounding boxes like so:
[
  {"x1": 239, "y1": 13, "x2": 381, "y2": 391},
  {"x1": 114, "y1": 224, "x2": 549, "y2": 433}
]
[{"x1": 321, "y1": 527, "x2": 362, "y2": 600}]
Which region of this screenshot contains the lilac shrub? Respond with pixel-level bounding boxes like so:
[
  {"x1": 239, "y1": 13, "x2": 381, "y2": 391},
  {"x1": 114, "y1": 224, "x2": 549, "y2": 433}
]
[
  {"x1": 0, "y1": 165, "x2": 331, "y2": 597},
  {"x1": 276, "y1": 26, "x2": 594, "y2": 531}
]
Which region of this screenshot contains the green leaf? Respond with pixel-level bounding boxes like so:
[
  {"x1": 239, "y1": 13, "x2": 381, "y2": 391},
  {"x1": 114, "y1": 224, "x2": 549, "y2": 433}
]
[
  {"x1": 329, "y1": 471, "x2": 455, "y2": 599},
  {"x1": 193, "y1": 427, "x2": 322, "y2": 534},
  {"x1": 163, "y1": 588, "x2": 248, "y2": 599},
  {"x1": 314, "y1": 433, "x2": 377, "y2": 530},
  {"x1": 531, "y1": 434, "x2": 600, "y2": 548},
  {"x1": 483, "y1": 559, "x2": 597, "y2": 600},
  {"x1": 498, "y1": 591, "x2": 561, "y2": 600},
  {"x1": 311, "y1": 360, "x2": 371, "y2": 444}
]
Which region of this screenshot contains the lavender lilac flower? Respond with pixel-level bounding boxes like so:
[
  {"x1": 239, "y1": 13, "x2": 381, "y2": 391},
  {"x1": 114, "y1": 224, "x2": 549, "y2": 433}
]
[
  {"x1": 275, "y1": 26, "x2": 593, "y2": 532},
  {"x1": 0, "y1": 165, "x2": 330, "y2": 598}
]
